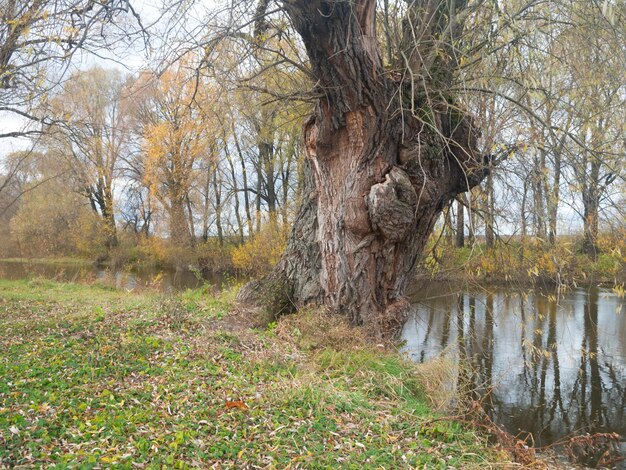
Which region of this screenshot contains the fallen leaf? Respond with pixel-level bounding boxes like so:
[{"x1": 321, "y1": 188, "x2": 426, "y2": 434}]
[{"x1": 225, "y1": 401, "x2": 248, "y2": 410}]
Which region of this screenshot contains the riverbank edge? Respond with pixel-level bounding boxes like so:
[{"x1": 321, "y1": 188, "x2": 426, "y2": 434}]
[
  {"x1": 4, "y1": 251, "x2": 625, "y2": 291},
  {"x1": 0, "y1": 257, "x2": 94, "y2": 266},
  {"x1": 411, "y1": 270, "x2": 626, "y2": 294},
  {"x1": 0, "y1": 278, "x2": 522, "y2": 468},
  {"x1": 419, "y1": 241, "x2": 626, "y2": 290},
  {"x1": 0, "y1": 256, "x2": 243, "y2": 278}
]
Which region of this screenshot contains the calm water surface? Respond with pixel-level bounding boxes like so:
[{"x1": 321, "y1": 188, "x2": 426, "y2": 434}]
[
  {"x1": 0, "y1": 260, "x2": 237, "y2": 292},
  {"x1": 403, "y1": 284, "x2": 626, "y2": 453}
]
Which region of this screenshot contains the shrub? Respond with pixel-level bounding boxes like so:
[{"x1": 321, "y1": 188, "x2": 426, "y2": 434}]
[
  {"x1": 231, "y1": 221, "x2": 288, "y2": 276},
  {"x1": 195, "y1": 239, "x2": 235, "y2": 273}
]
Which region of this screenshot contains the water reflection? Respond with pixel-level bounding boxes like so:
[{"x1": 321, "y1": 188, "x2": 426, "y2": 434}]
[
  {"x1": 402, "y1": 286, "x2": 626, "y2": 448},
  {"x1": 0, "y1": 260, "x2": 238, "y2": 292}
]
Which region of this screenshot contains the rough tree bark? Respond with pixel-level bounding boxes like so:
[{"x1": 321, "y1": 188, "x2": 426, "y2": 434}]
[
  {"x1": 239, "y1": 0, "x2": 491, "y2": 336},
  {"x1": 169, "y1": 191, "x2": 192, "y2": 248}
]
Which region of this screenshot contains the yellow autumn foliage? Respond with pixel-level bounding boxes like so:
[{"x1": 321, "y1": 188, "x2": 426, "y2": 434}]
[{"x1": 231, "y1": 222, "x2": 288, "y2": 276}]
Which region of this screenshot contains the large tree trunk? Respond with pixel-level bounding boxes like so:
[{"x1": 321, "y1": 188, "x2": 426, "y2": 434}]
[
  {"x1": 91, "y1": 179, "x2": 118, "y2": 249},
  {"x1": 239, "y1": 0, "x2": 489, "y2": 336},
  {"x1": 101, "y1": 191, "x2": 118, "y2": 249},
  {"x1": 169, "y1": 190, "x2": 191, "y2": 248}
]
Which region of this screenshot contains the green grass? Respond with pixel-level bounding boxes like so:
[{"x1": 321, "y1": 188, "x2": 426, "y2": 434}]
[{"x1": 0, "y1": 279, "x2": 503, "y2": 468}]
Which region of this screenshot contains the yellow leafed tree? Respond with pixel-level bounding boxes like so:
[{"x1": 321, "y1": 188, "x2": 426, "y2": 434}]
[{"x1": 133, "y1": 60, "x2": 217, "y2": 250}]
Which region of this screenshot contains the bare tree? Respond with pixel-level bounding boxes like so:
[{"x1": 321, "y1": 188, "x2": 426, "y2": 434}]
[
  {"x1": 46, "y1": 67, "x2": 131, "y2": 248},
  {"x1": 1, "y1": 0, "x2": 144, "y2": 139}
]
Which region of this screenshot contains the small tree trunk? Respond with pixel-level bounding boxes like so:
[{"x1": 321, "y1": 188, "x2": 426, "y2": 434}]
[
  {"x1": 581, "y1": 147, "x2": 602, "y2": 260},
  {"x1": 468, "y1": 190, "x2": 476, "y2": 245},
  {"x1": 455, "y1": 196, "x2": 465, "y2": 248},
  {"x1": 582, "y1": 190, "x2": 600, "y2": 261},
  {"x1": 255, "y1": 174, "x2": 262, "y2": 234},
  {"x1": 141, "y1": 190, "x2": 153, "y2": 236},
  {"x1": 581, "y1": 115, "x2": 605, "y2": 261},
  {"x1": 260, "y1": 141, "x2": 277, "y2": 215},
  {"x1": 232, "y1": 123, "x2": 254, "y2": 237},
  {"x1": 443, "y1": 207, "x2": 453, "y2": 246},
  {"x1": 279, "y1": 140, "x2": 297, "y2": 229},
  {"x1": 226, "y1": 146, "x2": 245, "y2": 244},
  {"x1": 547, "y1": 151, "x2": 561, "y2": 246},
  {"x1": 185, "y1": 196, "x2": 196, "y2": 247},
  {"x1": 520, "y1": 177, "x2": 528, "y2": 261},
  {"x1": 532, "y1": 153, "x2": 547, "y2": 240},
  {"x1": 202, "y1": 169, "x2": 211, "y2": 242},
  {"x1": 212, "y1": 168, "x2": 224, "y2": 247},
  {"x1": 485, "y1": 172, "x2": 495, "y2": 249}
]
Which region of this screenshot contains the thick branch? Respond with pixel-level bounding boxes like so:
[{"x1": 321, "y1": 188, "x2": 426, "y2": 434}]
[{"x1": 281, "y1": 0, "x2": 384, "y2": 116}]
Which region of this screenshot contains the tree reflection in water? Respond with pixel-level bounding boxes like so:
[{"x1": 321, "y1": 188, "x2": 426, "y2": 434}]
[{"x1": 402, "y1": 285, "x2": 626, "y2": 447}]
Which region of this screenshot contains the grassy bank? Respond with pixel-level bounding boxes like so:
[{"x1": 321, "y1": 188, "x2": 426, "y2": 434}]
[
  {"x1": 0, "y1": 257, "x2": 93, "y2": 266},
  {"x1": 0, "y1": 279, "x2": 507, "y2": 468},
  {"x1": 422, "y1": 238, "x2": 626, "y2": 287}
]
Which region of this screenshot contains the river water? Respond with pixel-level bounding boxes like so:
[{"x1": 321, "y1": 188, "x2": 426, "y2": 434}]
[
  {"x1": 403, "y1": 283, "x2": 626, "y2": 459},
  {"x1": 0, "y1": 260, "x2": 237, "y2": 292},
  {"x1": 2, "y1": 260, "x2": 625, "y2": 462}
]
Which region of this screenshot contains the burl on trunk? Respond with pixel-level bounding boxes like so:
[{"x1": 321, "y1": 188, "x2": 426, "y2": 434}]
[{"x1": 239, "y1": 0, "x2": 489, "y2": 337}]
